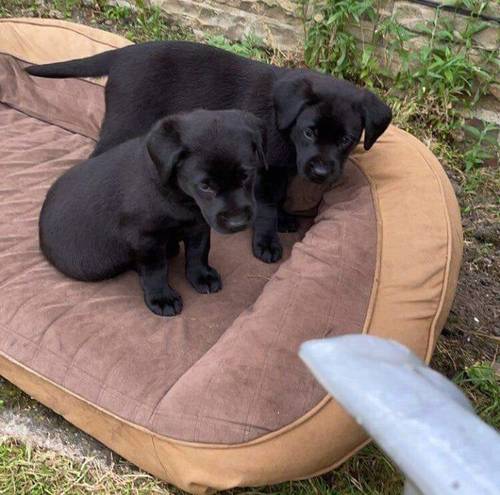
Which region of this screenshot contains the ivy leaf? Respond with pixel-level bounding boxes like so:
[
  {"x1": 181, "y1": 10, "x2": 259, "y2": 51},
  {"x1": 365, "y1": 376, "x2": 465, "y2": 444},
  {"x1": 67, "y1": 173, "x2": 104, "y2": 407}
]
[{"x1": 463, "y1": 125, "x2": 483, "y2": 139}]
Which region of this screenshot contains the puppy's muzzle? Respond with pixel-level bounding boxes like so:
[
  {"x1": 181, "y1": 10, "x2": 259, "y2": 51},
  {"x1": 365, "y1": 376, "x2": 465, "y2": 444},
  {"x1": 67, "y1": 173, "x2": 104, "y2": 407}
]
[
  {"x1": 306, "y1": 160, "x2": 342, "y2": 184},
  {"x1": 217, "y1": 207, "x2": 253, "y2": 233}
]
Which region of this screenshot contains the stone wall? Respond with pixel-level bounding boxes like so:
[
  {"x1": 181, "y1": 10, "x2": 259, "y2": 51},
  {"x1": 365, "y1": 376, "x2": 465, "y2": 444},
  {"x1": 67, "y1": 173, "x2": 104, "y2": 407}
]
[
  {"x1": 151, "y1": 0, "x2": 304, "y2": 52},
  {"x1": 149, "y1": 0, "x2": 499, "y2": 125}
]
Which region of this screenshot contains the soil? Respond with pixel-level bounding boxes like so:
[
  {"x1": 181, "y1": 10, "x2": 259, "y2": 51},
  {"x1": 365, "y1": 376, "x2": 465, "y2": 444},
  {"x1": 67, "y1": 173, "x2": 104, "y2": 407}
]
[{"x1": 432, "y1": 166, "x2": 499, "y2": 378}]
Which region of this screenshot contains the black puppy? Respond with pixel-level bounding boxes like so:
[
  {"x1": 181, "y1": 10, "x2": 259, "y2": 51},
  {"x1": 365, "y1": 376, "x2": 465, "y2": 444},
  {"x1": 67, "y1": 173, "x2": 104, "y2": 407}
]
[
  {"x1": 39, "y1": 109, "x2": 265, "y2": 316},
  {"x1": 28, "y1": 41, "x2": 392, "y2": 263}
]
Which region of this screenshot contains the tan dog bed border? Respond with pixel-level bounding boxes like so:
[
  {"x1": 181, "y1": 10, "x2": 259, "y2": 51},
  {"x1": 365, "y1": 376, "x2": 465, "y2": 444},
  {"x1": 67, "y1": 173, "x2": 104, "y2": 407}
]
[{"x1": 0, "y1": 18, "x2": 462, "y2": 494}]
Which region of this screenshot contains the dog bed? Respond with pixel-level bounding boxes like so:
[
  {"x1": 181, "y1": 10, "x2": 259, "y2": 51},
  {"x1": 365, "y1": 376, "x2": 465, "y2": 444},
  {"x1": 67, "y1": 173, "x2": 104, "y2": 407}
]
[{"x1": 0, "y1": 18, "x2": 462, "y2": 494}]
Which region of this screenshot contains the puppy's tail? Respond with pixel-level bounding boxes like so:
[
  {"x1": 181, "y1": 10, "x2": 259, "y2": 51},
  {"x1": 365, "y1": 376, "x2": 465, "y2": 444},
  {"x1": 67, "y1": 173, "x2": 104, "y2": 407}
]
[{"x1": 25, "y1": 50, "x2": 117, "y2": 78}]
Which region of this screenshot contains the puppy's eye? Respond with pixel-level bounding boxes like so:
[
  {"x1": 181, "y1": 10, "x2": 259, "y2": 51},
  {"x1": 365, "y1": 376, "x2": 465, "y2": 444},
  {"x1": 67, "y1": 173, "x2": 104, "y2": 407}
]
[
  {"x1": 303, "y1": 128, "x2": 315, "y2": 141},
  {"x1": 241, "y1": 170, "x2": 254, "y2": 182},
  {"x1": 198, "y1": 182, "x2": 215, "y2": 195},
  {"x1": 341, "y1": 136, "x2": 353, "y2": 147}
]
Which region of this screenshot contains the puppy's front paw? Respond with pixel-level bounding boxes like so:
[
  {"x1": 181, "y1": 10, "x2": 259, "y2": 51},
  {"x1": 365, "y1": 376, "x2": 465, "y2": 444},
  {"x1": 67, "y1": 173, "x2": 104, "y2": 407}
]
[
  {"x1": 187, "y1": 266, "x2": 222, "y2": 294},
  {"x1": 277, "y1": 211, "x2": 299, "y2": 233},
  {"x1": 144, "y1": 287, "x2": 183, "y2": 317},
  {"x1": 253, "y1": 235, "x2": 283, "y2": 263}
]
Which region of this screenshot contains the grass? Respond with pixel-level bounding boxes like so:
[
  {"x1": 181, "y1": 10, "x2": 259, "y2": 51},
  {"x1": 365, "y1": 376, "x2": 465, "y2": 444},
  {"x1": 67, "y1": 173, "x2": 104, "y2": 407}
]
[
  {"x1": 0, "y1": 438, "x2": 403, "y2": 495},
  {"x1": 0, "y1": 379, "x2": 34, "y2": 411},
  {"x1": 0, "y1": 440, "x2": 171, "y2": 495},
  {"x1": 455, "y1": 362, "x2": 500, "y2": 428},
  {"x1": 1, "y1": 0, "x2": 499, "y2": 493}
]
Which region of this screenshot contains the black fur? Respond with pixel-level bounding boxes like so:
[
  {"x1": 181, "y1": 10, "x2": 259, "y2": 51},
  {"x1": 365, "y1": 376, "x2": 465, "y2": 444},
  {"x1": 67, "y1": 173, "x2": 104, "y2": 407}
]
[
  {"x1": 39, "y1": 109, "x2": 265, "y2": 316},
  {"x1": 28, "y1": 41, "x2": 392, "y2": 263}
]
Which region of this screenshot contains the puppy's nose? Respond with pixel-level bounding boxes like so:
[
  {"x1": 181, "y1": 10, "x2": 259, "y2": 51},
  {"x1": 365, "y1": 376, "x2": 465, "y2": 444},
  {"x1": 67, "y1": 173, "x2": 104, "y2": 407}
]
[
  {"x1": 309, "y1": 162, "x2": 331, "y2": 182},
  {"x1": 226, "y1": 214, "x2": 249, "y2": 231},
  {"x1": 218, "y1": 207, "x2": 253, "y2": 232}
]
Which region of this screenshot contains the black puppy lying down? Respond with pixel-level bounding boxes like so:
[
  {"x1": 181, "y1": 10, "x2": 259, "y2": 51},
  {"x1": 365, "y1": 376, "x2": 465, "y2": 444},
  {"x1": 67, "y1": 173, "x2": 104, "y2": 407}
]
[
  {"x1": 39, "y1": 109, "x2": 265, "y2": 316},
  {"x1": 27, "y1": 41, "x2": 392, "y2": 264}
]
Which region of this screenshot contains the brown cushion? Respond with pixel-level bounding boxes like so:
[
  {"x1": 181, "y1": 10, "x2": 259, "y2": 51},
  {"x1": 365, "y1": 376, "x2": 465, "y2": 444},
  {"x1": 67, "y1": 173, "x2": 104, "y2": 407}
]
[{"x1": 0, "y1": 19, "x2": 463, "y2": 494}]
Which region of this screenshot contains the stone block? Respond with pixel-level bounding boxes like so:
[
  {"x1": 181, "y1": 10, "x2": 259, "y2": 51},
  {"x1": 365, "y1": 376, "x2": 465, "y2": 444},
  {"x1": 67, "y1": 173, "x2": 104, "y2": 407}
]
[{"x1": 151, "y1": 0, "x2": 303, "y2": 51}]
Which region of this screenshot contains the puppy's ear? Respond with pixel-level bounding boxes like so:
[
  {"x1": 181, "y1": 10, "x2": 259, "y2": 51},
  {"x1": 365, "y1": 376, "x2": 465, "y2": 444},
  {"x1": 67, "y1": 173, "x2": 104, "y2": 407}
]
[
  {"x1": 359, "y1": 90, "x2": 392, "y2": 150},
  {"x1": 240, "y1": 112, "x2": 268, "y2": 170},
  {"x1": 146, "y1": 117, "x2": 186, "y2": 184},
  {"x1": 273, "y1": 74, "x2": 316, "y2": 131}
]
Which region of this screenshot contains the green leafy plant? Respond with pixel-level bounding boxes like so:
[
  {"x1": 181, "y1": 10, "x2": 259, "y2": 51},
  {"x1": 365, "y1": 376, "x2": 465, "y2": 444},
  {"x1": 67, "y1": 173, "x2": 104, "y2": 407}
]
[
  {"x1": 463, "y1": 123, "x2": 500, "y2": 171},
  {"x1": 301, "y1": 0, "x2": 498, "y2": 174},
  {"x1": 206, "y1": 33, "x2": 268, "y2": 61},
  {"x1": 103, "y1": 4, "x2": 133, "y2": 22},
  {"x1": 103, "y1": 1, "x2": 193, "y2": 42},
  {"x1": 454, "y1": 362, "x2": 500, "y2": 428},
  {"x1": 303, "y1": 0, "x2": 380, "y2": 82}
]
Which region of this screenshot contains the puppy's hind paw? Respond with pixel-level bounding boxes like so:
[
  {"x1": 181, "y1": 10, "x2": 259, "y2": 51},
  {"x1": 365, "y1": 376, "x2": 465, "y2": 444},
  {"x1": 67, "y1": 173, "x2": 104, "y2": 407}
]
[
  {"x1": 253, "y1": 236, "x2": 283, "y2": 263},
  {"x1": 187, "y1": 266, "x2": 222, "y2": 294},
  {"x1": 144, "y1": 288, "x2": 183, "y2": 317}
]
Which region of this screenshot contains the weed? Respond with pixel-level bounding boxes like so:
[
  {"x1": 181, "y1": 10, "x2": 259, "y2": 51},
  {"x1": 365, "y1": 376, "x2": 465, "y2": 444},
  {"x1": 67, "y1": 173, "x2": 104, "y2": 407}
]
[
  {"x1": 103, "y1": 4, "x2": 134, "y2": 22},
  {"x1": 301, "y1": 0, "x2": 499, "y2": 181},
  {"x1": 105, "y1": 2, "x2": 194, "y2": 43},
  {"x1": 302, "y1": 0, "x2": 380, "y2": 83},
  {"x1": 49, "y1": 0, "x2": 79, "y2": 18},
  {"x1": 463, "y1": 123, "x2": 500, "y2": 171},
  {"x1": 206, "y1": 33, "x2": 269, "y2": 61},
  {"x1": 454, "y1": 361, "x2": 500, "y2": 428}
]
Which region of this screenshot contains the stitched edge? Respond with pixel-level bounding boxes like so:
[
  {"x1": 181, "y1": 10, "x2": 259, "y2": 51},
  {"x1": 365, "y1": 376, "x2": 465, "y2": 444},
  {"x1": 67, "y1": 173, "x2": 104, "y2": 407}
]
[{"x1": 397, "y1": 130, "x2": 458, "y2": 363}]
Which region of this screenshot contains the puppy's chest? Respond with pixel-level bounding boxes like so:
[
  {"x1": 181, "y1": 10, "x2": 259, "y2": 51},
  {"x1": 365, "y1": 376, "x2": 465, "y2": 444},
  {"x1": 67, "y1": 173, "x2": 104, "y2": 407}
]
[
  {"x1": 132, "y1": 216, "x2": 201, "y2": 248},
  {"x1": 164, "y1": 199, "x2": 201, "y2": 224},
  {"x1": 120, "y1": 201, "x2": 200, "y2": 235},
  {"x1": 142, "y1": 211, "x2": 197, "y2": 236},
  {"x1": 152, "y1": 202, "x2": 203, "y2": 232}
]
